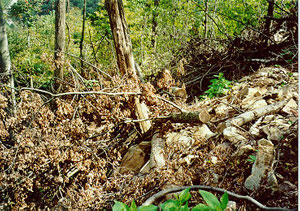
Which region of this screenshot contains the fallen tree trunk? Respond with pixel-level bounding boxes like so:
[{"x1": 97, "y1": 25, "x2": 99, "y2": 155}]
[{"x1": 227, "y1": 100, "x2": 287, "y2": 127}]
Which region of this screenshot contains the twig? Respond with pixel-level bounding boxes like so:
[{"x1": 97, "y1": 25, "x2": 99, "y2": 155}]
[
  {"x1": 156, "y1": 96, "x2": 186, "y2": 112},
  {"x1": 15, "y1": 87, "x2": 141, "y2": 98},
  {"x1": 65, "y1": 52, "x2": 112, "y2": 79},
  {"x1": 142, "y1": 185, "x2": 297, "y2": 210},
  {"x1": 124, "y1": 117, "x2": 156, "y2": 123},
  {"x1": 5, "y1": 146, "x2": 19, "y2": 172}
]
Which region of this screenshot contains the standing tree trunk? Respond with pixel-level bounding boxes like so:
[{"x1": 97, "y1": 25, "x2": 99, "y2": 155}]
[
  {"x1": 54, "y1": 0, "x2": 66, "y2": 91},
  {"x1": 151, "y1": 0, "x2": 159, "y2": 48},
  {"x1": 203, "y1": 0, "x2": 208, "y2": 38},
  {"x1": 105, "y1": 0, "x2": 151, "y2": 133},
  {"x1": 0, "y1": 1, "x2": 15, "y2": 114},
  {"x1": 79, "y1": 0, "x2": 86, "y2": 76},
  {"x1": 105, "y1": 0, "x2": 136, "y2": 77},
  {"x1": 262, "y1": 0, "x2": 274, "y2": 45},
  {"x1": 265, "y1": 0, "x2": 274, "y2": 34}
]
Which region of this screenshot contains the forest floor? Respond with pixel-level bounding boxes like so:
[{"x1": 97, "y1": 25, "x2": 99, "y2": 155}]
[{"x1": 0, "y1": 63, "x2": 298, "y2": 210}]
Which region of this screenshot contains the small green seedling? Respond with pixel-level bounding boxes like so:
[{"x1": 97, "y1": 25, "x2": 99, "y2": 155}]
[
  {"x1": 204, "y1": 73, "x2": 232, "y2": 98},
  {"x1": 247, "y1": 155, "x2": 256, "y2": 163}
]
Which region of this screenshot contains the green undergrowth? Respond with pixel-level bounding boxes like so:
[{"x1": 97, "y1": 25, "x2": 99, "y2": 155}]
[{"x1": 113, "y1": 188, "x2": 228, "y2": 211}]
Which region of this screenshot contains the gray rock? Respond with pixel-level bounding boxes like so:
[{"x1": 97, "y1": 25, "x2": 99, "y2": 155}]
[{"x1": 245, "y1": 139, "x2": 277, "y2": 191}]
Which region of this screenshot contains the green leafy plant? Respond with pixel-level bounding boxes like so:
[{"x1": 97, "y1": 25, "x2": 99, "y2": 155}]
[
  {"x1": 204, "y1": 73, "x2": 232, "y2": 98},
  {"x1": 113, "y1": 188, "x2": 228, "y2": 211},
  {"x1": 192, "y1": 190, "x2": 228, "y2": 211},
  {"x1": 160, "y1": 188, "x2": 191, "y2": 210},
  {"x1": 112, "y1": 200, "x2": 157, "y2": 211},
  {"x1": 247, "y1": 155, "x2": 257, "y2": 163}
]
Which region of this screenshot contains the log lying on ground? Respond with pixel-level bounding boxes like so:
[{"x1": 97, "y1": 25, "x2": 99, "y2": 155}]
[
  {"x1": 227, "y1": 100, "x2": 287, "y2": 127},
  {"x1": 158, "y1": 110, "x2": 211, "y2": 124},
  {"x1": 223, "y1": 100, "x2": 288, "y2": 146}
]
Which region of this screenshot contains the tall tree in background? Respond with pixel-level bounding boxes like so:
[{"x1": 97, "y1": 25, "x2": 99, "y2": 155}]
[
  {"x1": 105, "y1": 0, "x2": 150, "y2": 133},
  {"x1": 203, "y1": 0, "x2": 208, "y2": 38},
  {"x1": 54, "y1": 0, "x2": 66, "y2": 91},
  {"x1": 264, "y1": 0, "x2": 274, "y2": 37},
  {"x1": 0, "y1": 1, "x2": 15, "y2": 113},
  {"x1": 79, "y1": 0, "x2": 87, "y2": 75},
  {"x1": 151, "y1": 0, "x2": 159, "y2": 48}
]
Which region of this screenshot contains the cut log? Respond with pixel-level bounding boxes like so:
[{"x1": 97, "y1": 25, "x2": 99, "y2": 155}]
[
  {"x1": 135, "y1": 98, "x2": 151, "y2": 133},
  {"x1": 160, "y1": 110, "x2": 211, "y2": 124}
]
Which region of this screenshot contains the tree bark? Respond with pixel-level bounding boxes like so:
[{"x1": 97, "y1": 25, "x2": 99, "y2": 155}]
[
  {"x1": 105, "y1": 0, "x2": 136, "y2": 78},
  {"x1": 105, "y1": 0, "x2": 150, "y2": 133},
  {"x1": 79, "y1": 0, "x2": 86, "y2": 76},
  {"x1": 158, "y1": 110, "x2": 211, "y2": 124},
  {"x1": 204, "y1": 0, "x2": 208, "y2": 38},
  {"x1": 0, "y1": 1, "x2": 15, "y2": 114},
  {"x1": 54, "y1": 0, "x2": 66, "y2": 91},
  {"x1": 151, "y1": 0, "x2": 159, "y2": 48},
  {"x1": 265, "y1": 0, "x2": 275, "y2": 34}
]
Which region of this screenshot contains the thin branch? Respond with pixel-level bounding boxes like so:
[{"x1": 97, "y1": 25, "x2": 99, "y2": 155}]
[
  {"x1": 156, "y1": 96, "x2": 186, "y2": 112},
  {"x1": 65, "y1": 52, "x2": 113, "y2": 79},
  {"x1": 142, "y1": 185, "x2": 297, "y2": 210},
  {"x1": 13, "y1": 87, "x2": 141, "y2": 97}
]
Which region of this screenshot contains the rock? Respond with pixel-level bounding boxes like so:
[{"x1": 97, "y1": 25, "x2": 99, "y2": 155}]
[
  {"x1": 262, "y1": 126, "x2": 282, "y2": 141},
  {"x1": 179, "y1": 155, "x2": 198, "y2": 165},
  {"x1": 249, "y1": 117, "x2": 263, "y2": 137},
  {"x1": 194, "y1": 124, "x2": 216, "y2": 140},
  {"x1": 247, "y1": 87, "x2": 261, "y2": 97},
  {"x1": 213, "y1": 142, "x2": 230, "y2": 154},
  {"x1": 279, "y1": 181, "x2": 297, "y2": 192},
  {"x1": 214, "y1": 103, "x2": 233, "y2": 118},
  {"x1": 211, "y1": 156, "x2": 218, "y2": 164},
  {"x1": 166, "y1": 132, "x2": 194, "y2": 148},
  {"x1": 250, "y1": 99, "x2": 268, "y2": 110},
  {"x1": 216, "y1": 122, "x2": 227, "y2": 133},
  {"x1": 223, "y1": 127, "x2": 247, "y2": 145},
  {"x1": 120, "y1": 142, "x2": 151, "y2": 174},
  {"x1": 244, "y1": 139, "x2": 277, "y2": 191},
  {"x1": 267, "y1": 172, "x2": 278, "y2": 190},
  {"x1": 232, "y1": 144, "x2": 255, "y2": 157},
  {"x1": 282, "y1": 98, "x2": 298, "y2": 114},
  {"x1": 150, "y1": 133, "x2": 166, "y2": 169},
  {"x1": 261, "y1": 115, "x2": 290, "y2": 141},
  {"x1": 244, "y1": 174, "x2": 261, "y2": 191},
  {"x1": 212, "y1": 173, "x2": 220, "y2": 184},
  {"x1": 225, "y1": 201, "x2": 237, "y2": 211},
  {"x1": 139, "y1": 160, "x2": 150, "y2": 174}
]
